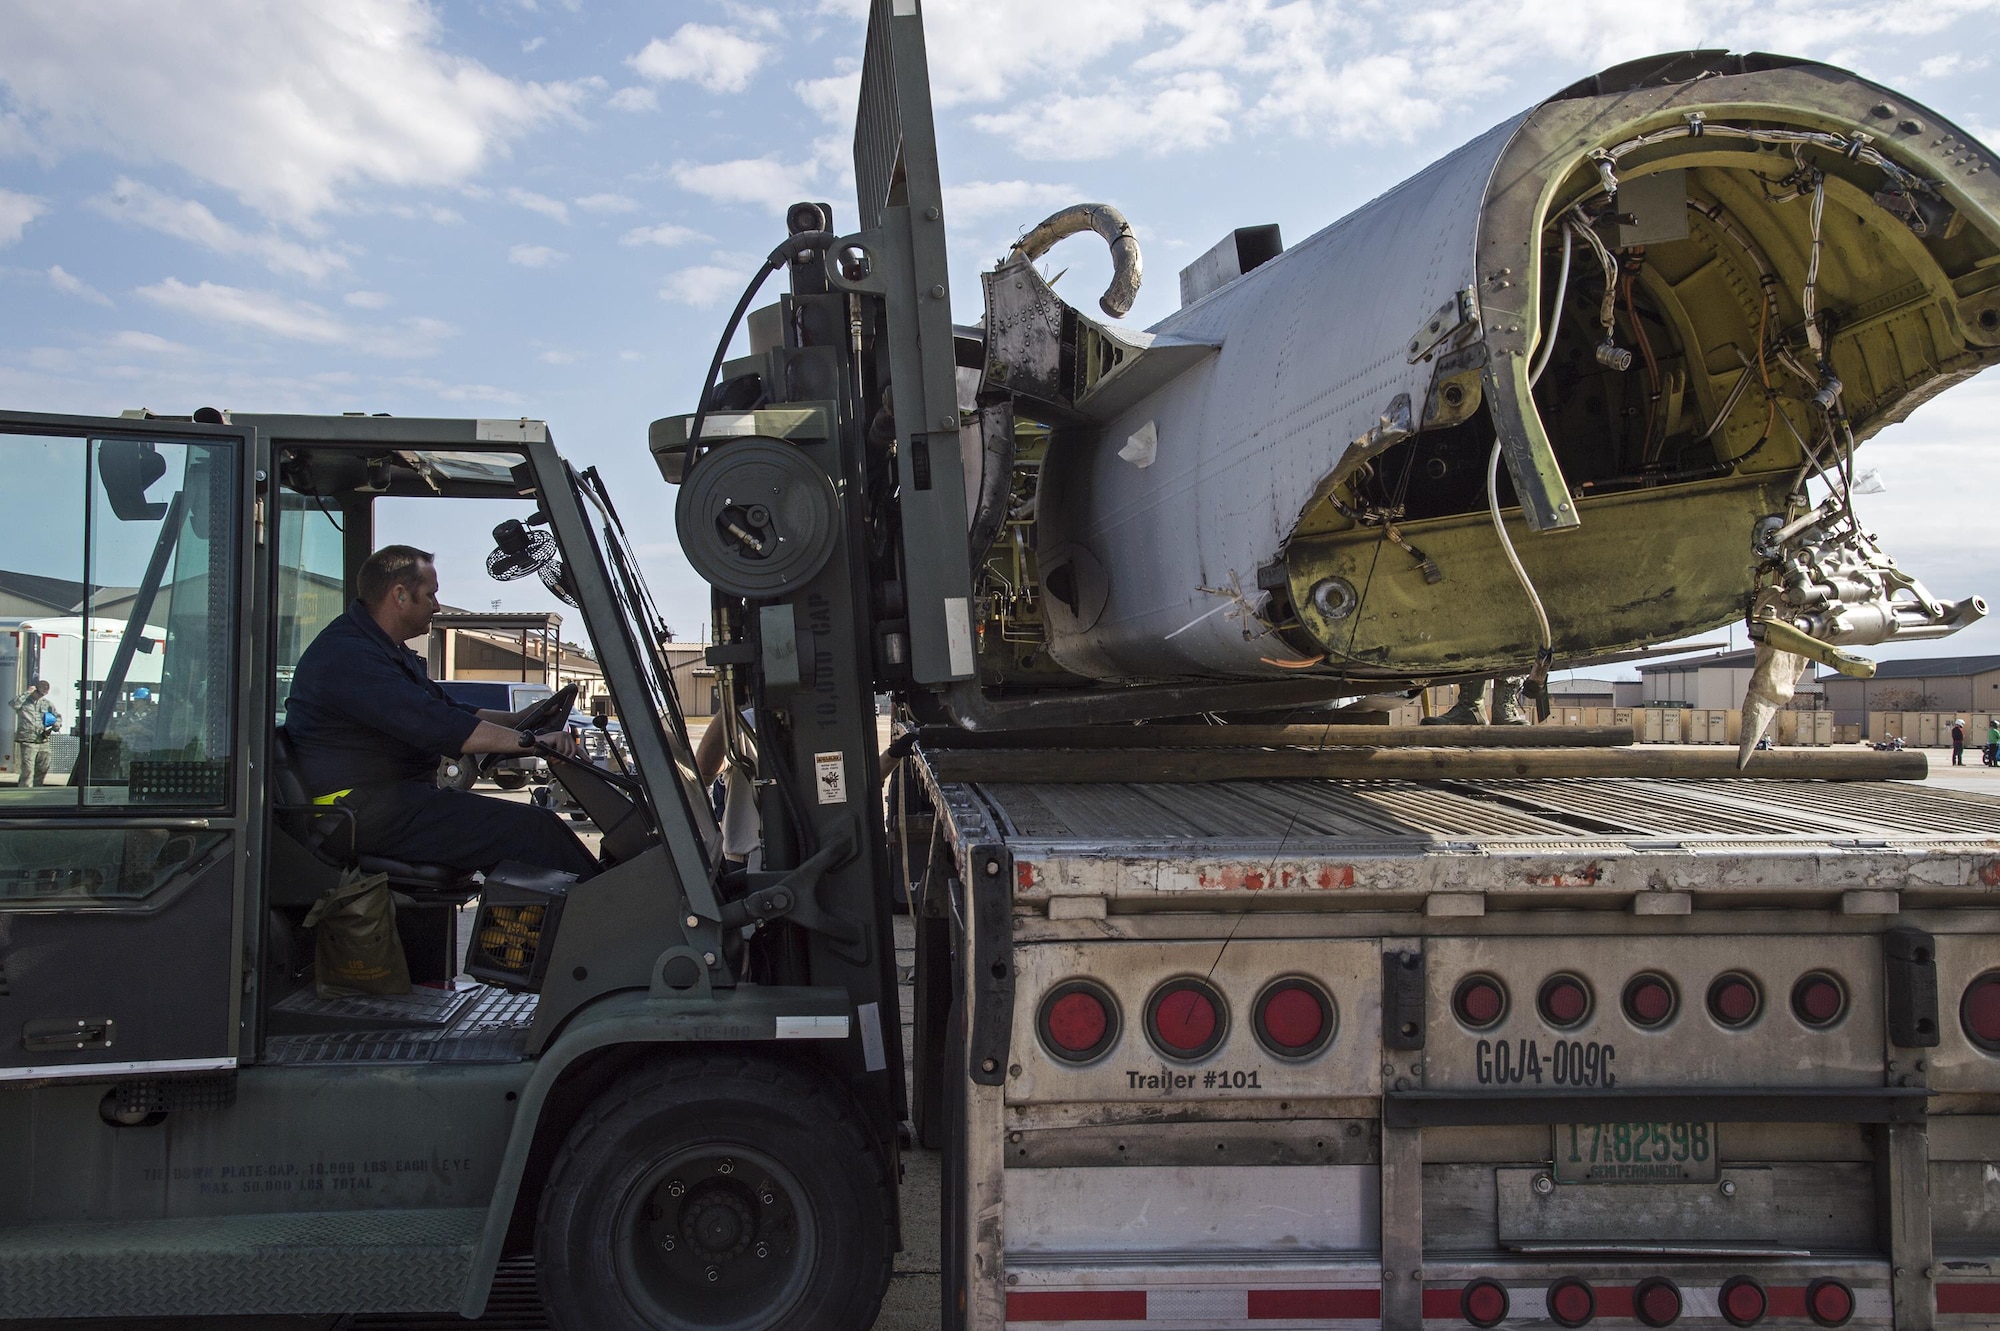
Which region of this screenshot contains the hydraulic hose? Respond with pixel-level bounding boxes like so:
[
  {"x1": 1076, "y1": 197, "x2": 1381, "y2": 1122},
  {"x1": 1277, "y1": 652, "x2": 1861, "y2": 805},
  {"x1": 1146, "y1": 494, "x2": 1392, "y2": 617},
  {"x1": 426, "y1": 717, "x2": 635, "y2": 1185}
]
[
  {"x1": 682, "y1": 229, "x2": 839, "y2": 478},
  {"x1": 1528, "y1": 223, "x2": 1573, "y2": 388},
  {"x1": 1487, "y1": 442, "x2": 1555, "y2": 664}
]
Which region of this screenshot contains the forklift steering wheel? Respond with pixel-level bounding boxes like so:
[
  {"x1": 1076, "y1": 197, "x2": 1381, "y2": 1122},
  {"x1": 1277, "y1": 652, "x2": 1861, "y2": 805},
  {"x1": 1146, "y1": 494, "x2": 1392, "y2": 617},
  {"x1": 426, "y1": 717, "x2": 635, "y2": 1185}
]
[
  {"x1": 475, "y1": 682, "x2": 579, "y2": 777},
  {"x1": 513, "y1": 682, "x2": 579, "y2": 737}
]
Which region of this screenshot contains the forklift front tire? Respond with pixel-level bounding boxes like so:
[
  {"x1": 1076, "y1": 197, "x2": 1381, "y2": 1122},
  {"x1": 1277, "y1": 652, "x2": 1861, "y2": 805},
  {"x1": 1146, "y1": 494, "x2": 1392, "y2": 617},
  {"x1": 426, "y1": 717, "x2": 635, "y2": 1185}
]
[{"x1": 535, "y1": 1052, "x2": 894, "y2": 1331}]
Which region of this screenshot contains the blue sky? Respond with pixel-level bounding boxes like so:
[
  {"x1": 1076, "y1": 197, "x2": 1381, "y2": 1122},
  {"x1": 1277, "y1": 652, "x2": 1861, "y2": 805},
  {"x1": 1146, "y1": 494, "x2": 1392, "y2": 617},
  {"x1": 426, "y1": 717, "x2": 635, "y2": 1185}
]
[{"x1": 3, "y1": 0, "x2": 1999, "y2": 674}]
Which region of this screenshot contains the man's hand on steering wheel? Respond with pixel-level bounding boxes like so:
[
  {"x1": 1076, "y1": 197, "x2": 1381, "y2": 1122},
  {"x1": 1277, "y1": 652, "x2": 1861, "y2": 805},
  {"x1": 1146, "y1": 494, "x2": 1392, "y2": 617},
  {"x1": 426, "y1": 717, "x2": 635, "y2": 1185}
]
[
  {"x1": 458, "y1": 682, "x2": 581, "y2": 774},
  {"x1": 533, "y1": 727, "x2": 582, "y2": 760}
]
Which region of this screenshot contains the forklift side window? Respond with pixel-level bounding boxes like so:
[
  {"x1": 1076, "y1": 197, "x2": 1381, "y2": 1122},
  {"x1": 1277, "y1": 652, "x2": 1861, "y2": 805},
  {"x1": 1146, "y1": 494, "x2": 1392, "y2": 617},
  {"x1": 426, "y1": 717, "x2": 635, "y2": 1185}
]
[
  {"x1": 0, "y1": 433, "x2": 238, "y2": 808},
  {"x1": 272, "y1": 487, "x2": 347, "y2": 724},
  {"x1": 0, "y1": 826, "x2": 228, "y2": 904}
]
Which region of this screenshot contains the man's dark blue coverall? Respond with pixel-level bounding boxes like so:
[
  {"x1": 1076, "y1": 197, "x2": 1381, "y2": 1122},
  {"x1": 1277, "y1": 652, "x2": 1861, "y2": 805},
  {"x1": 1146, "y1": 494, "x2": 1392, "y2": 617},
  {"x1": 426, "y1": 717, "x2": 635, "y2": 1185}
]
[{"x1": 286, "y1": 600, "x2": 596, "y2": 878}]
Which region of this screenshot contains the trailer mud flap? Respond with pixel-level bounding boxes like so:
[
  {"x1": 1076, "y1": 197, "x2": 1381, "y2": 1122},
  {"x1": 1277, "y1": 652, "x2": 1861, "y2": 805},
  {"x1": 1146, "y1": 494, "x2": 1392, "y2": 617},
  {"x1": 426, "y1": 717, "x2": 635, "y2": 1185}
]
[{"x1": 967, "y1": 844, "x2": 1014, "y2": 1087}]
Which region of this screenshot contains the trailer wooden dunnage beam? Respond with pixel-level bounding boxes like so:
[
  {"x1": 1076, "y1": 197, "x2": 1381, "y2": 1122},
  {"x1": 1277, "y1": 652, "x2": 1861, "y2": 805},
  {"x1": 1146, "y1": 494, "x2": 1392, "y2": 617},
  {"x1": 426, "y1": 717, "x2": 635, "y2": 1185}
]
[
  {"x1": 916, "y1": 723, "x2": 1636, "y2": 750},
  {"x1": 921, "y1": 744, "x2": 1927, "y2": 784}
]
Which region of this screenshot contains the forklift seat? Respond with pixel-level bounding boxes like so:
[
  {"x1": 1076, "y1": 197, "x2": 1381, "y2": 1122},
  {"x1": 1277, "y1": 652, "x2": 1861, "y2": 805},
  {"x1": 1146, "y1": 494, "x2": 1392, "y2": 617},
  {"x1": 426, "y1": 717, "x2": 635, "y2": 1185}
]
[{"x1": 269, "y1": 727, "x2": 480, "y2": 902}]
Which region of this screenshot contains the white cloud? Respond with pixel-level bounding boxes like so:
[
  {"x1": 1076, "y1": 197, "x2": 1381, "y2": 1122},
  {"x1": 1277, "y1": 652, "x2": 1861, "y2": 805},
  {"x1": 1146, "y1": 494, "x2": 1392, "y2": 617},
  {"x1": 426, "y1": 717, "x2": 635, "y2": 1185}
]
[
  {"x1": 138, "y1": 278, "x2": 349, "y2": 343},
  {"x1": 629, "y1": 24, "x2": 772, "y2": 95},
  {"x1": 1251, "y1": 52, "x2": 1442, "y2": 143},
  {"x1": 794, "y1": 70, "x2": 861, "y2": 124},
  {"x1": 920, "y1": 0, "x2": 1154, "y2": 108},
  {"x1": 522, "y1": 36, "x2": 547, "y2": 54},
  {"x1": 344, "y1": 290, "x2": 391, "y2": 309},
  {"x1": 621, "y1": 222, "x2": 705, "y2": 247},
  {"x1": 660, "y1": 264, "x2": 745, "y2": 306},
  {"x1": 942, "y1": 180, "x2": 1082, "y2": 226},
  {"x1": 0, "y1": 0, "x2": 588, "y2": 222},
  {"x1": 619, "y1": 349, "x2": 644, "y2": 361},
  {"x1": 970, "y1": 72, "x2": 1239, "y2": 160},
  {"x1": 96, "y1": 178, "x2": 349, "y2": 281},
  {"x1": 388, "y1": 202, "x2": 465, "y2": 224},
  {"x1": 671, "y1": 152, "x2": 825, "y2": 213},
  {"x1": 391, "y1": 374, "x2": 528, "y2": 407},
  {"x1": 48, "y1": 264, "x2": 112, "y2": 305},
  {"x1": 508, "y1": 243, "x2": 565, "y2": 267},
  {"x1": 607, "y1": 86, "x2": 659, "y2": 112},
  {"x1": 0, "y1": 189, "x2": 47, "y2": 246},
  {"x1": 876, "y1": 0, "x2": 2000, "y2": 168},
  {"x1": 539, "y1": 349, "x2": 580, "y2": 364},
  {"x1": 575, "y1": 192, "x2": 640, "y2": 214},
  {"x1": 135, "y1": 277, "x2": 454, "y2": 355},
  {"x1": 507, "y1": 187, "x2": 570, "y2": 223},
  {"x1": 105, "y1": 329, "x2": 190, "y2": 355}
]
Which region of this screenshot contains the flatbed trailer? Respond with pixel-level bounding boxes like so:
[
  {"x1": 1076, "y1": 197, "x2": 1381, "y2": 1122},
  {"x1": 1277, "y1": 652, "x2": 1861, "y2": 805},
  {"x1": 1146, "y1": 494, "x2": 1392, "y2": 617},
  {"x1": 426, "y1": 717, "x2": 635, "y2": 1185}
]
[{"x1": 899, "y1": 737, "x2": 2000, "y2": 1329}]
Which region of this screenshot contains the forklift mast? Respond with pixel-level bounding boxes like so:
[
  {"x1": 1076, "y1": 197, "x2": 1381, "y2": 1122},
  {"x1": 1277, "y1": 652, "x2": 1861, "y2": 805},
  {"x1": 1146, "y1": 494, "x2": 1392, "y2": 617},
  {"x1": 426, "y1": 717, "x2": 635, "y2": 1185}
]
[{"x1": 656, "y1": 0, "x2": 972, "y2": 1136}]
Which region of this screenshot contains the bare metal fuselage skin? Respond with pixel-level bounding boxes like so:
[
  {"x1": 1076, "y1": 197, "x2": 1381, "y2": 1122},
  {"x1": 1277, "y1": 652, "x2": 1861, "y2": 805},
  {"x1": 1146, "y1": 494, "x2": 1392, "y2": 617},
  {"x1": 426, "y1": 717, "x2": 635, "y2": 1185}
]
[{"x1": 1011, "y1": 57, "x2": 2000, "y2": 687}]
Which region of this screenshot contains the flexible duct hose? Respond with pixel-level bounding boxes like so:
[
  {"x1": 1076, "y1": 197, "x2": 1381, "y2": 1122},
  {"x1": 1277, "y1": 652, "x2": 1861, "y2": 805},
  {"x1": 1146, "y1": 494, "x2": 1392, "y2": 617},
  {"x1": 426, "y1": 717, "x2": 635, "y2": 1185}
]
[{"x1": 1009, "y1": 203, "x2": 1143, "y2": 319}]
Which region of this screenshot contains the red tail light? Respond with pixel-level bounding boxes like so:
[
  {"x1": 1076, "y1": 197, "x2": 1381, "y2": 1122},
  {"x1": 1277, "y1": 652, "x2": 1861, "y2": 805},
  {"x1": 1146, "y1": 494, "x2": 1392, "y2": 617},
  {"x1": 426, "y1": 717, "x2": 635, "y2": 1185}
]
[
  {"x1": 1792, "y1": 972, "x2": 1847, "y2": 1027},
  {"x1": 1708, "y1": 973, "x2": 1761, "y2": 1027},
  {"x1": 1548, "y1": 1277, "x2": 1595, "y2": 1327},
  {"x1": 1962, "y1": 972, "x2": 2000, "y2": 1052},
  {"x1": 1623, "y1": 973, "x2": 1677, "y2": 1028},
  {"x1": 1038, "y1": 981, "x2": 1118, "y2": 1062},
  {"x1": 1462, "y1": 1280, "x2": 1509, "y2": 1328},
  {"x1": 1254, "y1": 978, "x2": 1334, "y2": 1058},
  {"x1": 1720, "y1": 1277, "x2": 1767, "y2": 1326},
  {"x1": 1453, "y1": 975, "x2": 1507, "y2": 1028},
  {"x1": 1539, "y1": 975, "x2": 1591, "y2": 1027},
  {"x1": 1635, "y1": 1277, "x2": 1682, "y2": 1327},
  {"x1": 1145, "y1": 978, "x2": 1225, "y2": 1059},
  {"x1": 1807, "y1": 1278, "x2": 1855, "y2": 1327}
]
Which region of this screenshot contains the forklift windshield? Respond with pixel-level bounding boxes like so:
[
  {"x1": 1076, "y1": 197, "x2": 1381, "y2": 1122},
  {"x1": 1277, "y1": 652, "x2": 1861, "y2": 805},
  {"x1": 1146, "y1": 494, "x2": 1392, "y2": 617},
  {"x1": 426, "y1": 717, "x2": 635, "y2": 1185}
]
[{"x1": 566, "y1": 465, "x2": 716, "y2": 852}]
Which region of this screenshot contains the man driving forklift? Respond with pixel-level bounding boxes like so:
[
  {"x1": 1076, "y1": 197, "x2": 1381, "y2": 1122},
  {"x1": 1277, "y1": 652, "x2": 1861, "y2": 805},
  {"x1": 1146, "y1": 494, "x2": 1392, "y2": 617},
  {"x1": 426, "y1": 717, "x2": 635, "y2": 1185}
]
[{"x1": 285, "y1": 544, "x2": 598, "y2": 879}]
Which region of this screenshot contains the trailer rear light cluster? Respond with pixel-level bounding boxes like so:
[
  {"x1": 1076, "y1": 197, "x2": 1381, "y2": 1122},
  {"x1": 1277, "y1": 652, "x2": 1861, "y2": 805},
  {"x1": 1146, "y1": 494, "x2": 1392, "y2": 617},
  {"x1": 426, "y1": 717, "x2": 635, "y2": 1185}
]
[
  {"x1": 1454, "y1": 975, "x2": 1507, "y2": 1028},
  {"x1": 1253, "y1": 978, "x2": 1335, "y2": 1058},
  {"x1": 1634, "y1": 1277, "x2": 1683, "y2": 1327},
  {"x1": 1038, "y1": 981, "x2": 1119, "y2": 1063},
  {"x1": 1623, "y1": 973, "x2": 1677, "y2": 1028},
  {"x1": 1461, "y1": 1279, "x2": 1508, "y2": 1328},
  {"x1": 1963, "y1": 971, "x2": 2000, "y2": 1052},
  {"x1": 1447, "y1": 1276, "x2": 1854, "y2": 1328},
  {"x1": 1721, "y1": 1276, "x2": 1767, "y2": 1325},
  {"x1": 1146, "y1": 978, "x2": 1226, "y2": 1059},
  {"x1": 1548, "y1": 1277, "x2": 1595, "y2": 1326},
  {"x1": 1036, "y1": 975, "x2": 1340, "y2": 1065},
  {"x1": 1807, "y1": 1278, "x2": 1856, "y2": 1326},
  {"x1": 1450, "y1": 967, "x2": 1853, "y2": 1033},
  {"x1": 1708, "y1": 972, "x2": 1761, "y2": 1026},
  {"x1": 1792, "y1": 972, "x2": 1847, "y2": 1027},
  {"x1": 1538, "y1": 974, "x2": 1591, "y2": 1027}
]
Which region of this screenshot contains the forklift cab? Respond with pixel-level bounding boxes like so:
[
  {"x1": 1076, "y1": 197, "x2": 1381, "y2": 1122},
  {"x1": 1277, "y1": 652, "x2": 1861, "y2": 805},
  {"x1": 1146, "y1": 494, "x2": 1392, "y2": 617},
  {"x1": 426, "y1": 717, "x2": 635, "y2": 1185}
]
[{"x1": 0, "y1": 408, "x2": 720, "y2": 1084}]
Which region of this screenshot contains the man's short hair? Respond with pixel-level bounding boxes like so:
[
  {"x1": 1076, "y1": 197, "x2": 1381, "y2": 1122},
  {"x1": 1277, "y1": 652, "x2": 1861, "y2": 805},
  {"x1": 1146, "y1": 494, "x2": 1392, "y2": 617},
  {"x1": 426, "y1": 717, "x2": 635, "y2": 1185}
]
[
  {"x1": 357, "y1": 545, "x2": 436, "y2": 605},
  {"x1": 31, "y1": 679, "x2": 47, "y2": 690}
]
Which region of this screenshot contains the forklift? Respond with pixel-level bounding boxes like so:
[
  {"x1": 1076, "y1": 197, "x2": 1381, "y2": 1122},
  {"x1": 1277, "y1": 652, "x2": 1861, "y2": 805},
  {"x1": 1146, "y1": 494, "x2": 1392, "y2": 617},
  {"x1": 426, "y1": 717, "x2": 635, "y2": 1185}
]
[{"x1": 0, "y1": 399, "x2": 927, "y2": 1329}]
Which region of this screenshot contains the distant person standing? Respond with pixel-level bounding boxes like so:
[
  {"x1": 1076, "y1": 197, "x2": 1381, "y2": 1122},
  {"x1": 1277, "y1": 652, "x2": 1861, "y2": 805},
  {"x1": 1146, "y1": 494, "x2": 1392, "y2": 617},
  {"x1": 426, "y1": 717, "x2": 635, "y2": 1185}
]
[
  {"x1": 1952, "y1": 718, "x2": 1967, "y2": 766},
  {"x1": 1987, "y1": 718, "x2": 1998, "y2": 767},
  {"x1": 10, "y1": 680, "x2": 58, "y2": 788}
]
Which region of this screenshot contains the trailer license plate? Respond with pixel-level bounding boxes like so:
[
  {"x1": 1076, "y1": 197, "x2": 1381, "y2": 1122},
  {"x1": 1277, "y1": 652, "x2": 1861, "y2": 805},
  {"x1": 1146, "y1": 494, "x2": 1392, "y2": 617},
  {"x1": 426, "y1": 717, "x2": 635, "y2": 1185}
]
[{"x1": 1552, "y1": 1121, "x2": 1719, "y2": 1183}]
